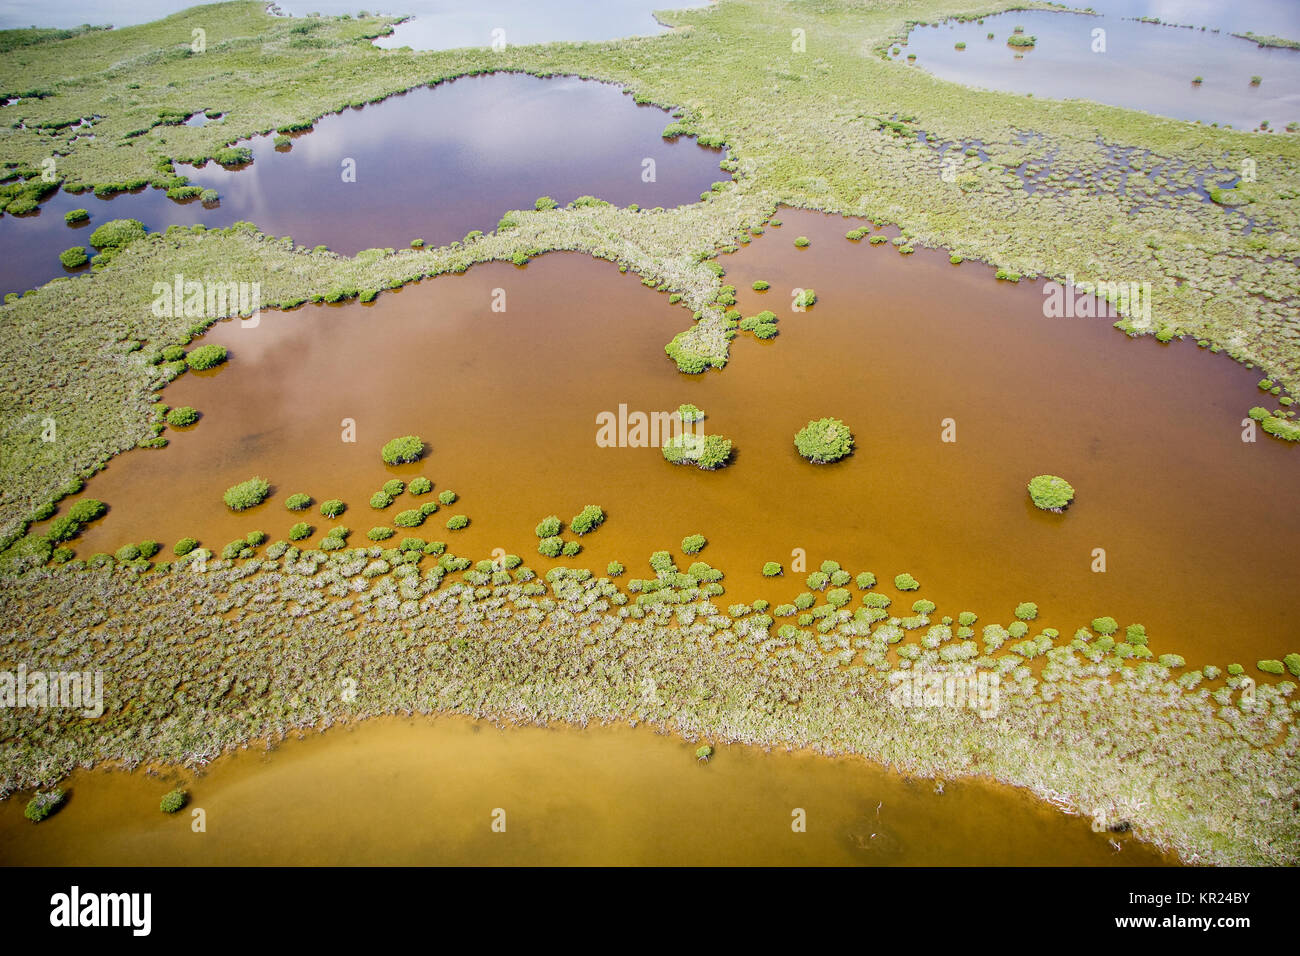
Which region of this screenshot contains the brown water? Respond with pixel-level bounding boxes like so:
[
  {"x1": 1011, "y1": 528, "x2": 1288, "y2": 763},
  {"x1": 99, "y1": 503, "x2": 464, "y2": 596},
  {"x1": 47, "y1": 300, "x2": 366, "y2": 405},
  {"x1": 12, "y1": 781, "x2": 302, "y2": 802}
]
[
  {"x1": 0, "y1": 716, "x2": 1171, "y2": 865},
  {"x1": 58, "y1": 208, "x2": 1299, "y2": 668}
]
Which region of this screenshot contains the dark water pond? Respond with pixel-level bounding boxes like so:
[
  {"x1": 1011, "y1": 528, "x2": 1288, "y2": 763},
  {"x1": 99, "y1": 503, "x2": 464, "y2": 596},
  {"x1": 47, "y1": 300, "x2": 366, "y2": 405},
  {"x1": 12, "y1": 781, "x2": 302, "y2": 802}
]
[
  {"x1": 0, "y1": 73, "x2": 725, "y2": 295},
  {"x1": 902, "y1": 10, "x2": 1300, "y2": 129}
]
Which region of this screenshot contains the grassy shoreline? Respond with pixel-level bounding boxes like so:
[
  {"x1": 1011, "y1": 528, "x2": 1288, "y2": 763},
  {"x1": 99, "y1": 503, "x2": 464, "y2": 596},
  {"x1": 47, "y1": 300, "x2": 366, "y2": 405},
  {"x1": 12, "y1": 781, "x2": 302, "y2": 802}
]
[{"x1": 0, "y1": 549, "x2": 1295, "y2": 865}]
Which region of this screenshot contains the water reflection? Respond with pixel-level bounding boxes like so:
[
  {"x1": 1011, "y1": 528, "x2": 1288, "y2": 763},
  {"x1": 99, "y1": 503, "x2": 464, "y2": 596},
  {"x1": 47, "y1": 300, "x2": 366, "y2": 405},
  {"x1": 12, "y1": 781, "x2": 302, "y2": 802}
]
[
  {"x1": 0, "y1": 74, "x2": 724, "y2": 295},
  {"x1": 901, "y1": 10, "x2": 1300, "y2": 129}
]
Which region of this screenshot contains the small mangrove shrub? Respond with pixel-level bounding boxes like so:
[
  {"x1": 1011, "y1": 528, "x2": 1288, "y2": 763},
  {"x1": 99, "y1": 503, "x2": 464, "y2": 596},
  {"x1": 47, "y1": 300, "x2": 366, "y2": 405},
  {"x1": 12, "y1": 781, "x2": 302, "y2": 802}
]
[
  {"x1": 1028, "y1": 475, "x2": 1074, "y2": 511},
  {"x1": 223, "y1": 477, "x2": 270, "y2": 511},
  {"x1": 381, "y1": 435, "x2": 423, "y2": 465},
  {"x1": 24, "y1": 789, "x2": 65, "y2": 823},
  {"x1": 571, "y1": 505, "x2": 606, "y2": 535},
  {"x1": 165, "y1": 406, "x2": 199, "y2": 426},
  {"x1": 186, "y1": 344, "x2": 228, "y2": 370},
  {"x1": 794, "y1": 418, "x2": 854, "y2": 463}
]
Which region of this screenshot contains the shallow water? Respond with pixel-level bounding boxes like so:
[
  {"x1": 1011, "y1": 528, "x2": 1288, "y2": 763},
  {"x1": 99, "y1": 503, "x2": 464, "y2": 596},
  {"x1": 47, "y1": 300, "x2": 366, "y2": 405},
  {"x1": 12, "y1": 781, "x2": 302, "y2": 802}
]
[
  {"x1": 901, "y1": 10, "x2": 1300, "y2": 129},
  {"x1": 0, "y1": 716, "x2": 1173, "y2": 865},
  {"x1": 0, "y1": 73, "x2": 725, "y2": 295},
  {"x1": 1078, "y1": 0, "x2": 1300, "y2": 38},
  {"x1": 54, "y1": 208, "x2": 1300, "y2": 669}
]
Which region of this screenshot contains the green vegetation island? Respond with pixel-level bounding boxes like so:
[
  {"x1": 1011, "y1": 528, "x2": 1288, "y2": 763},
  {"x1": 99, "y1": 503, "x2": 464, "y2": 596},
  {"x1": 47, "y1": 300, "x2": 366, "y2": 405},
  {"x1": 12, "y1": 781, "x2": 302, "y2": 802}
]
[{"x1": 0, "y1": 1, "x2": 1298, "y2": 866}]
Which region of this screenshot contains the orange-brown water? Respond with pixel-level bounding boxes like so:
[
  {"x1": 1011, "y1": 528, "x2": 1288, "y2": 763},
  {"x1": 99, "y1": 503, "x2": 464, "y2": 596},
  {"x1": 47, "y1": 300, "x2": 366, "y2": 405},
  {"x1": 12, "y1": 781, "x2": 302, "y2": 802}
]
[
  {"x1": 60, "y1": 208, "x2": 1298, "y2": 668},
  {"x1": 0, "y1": 717, "x2": 1172, "y2": 865}
]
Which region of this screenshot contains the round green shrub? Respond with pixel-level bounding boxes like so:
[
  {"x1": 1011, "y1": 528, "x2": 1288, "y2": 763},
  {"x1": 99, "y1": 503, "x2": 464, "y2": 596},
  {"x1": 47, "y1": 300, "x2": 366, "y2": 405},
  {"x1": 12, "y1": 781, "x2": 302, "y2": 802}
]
[
  {"x1": 445, "y1": 514, "x2": 469, "y2": 531},
  {"x1": 381, "y1": 435, "x2": 423, "y2": 464},
  {"x1": 1091, "y1": 616, "x2": 1119, "y2": 636},
  {"x1": 160, "y1": 789, "x2": 188, "y2": 813},
  {"x1": 958, "y1": 611, "x2": 977, "y2": 627},
  {"x1": 535, "y1": 515, "x2": 562, "y2": 538},
  {"x1": 173, "y1": 537, "x2": 198, "y2": 556},
  {"x1": 65, "y1": 208, "x2": 89, "y2": 224},
  {"x1": 419, "y1": 501, "x2": 439, "y2": 517},
  {"x1": 894, "y1": 573, "x2": 919, "y2": 591},
  {"x1": 370, "y1": 491, "x2": 394, "y2": 509},
  {"x1": 67, "y1": 499, "x2": 106, "y2": 524},
  {"x1": 24, "y1": 789, "x2": 65, "y2": 823},
  {"x1": 59, "y1": 246, "x2": 88, "y2": 268},
  {"x1": 682, "y1": 534, "x2": 706, "y2": 554},
  {"x1": 88, "y1": 217, "x2": 146, "y2": 249},
  {"x1": 367, "y1": 526, "x2": 394, "y2": 542},
  {"x1": 571, "y1": 505, "x2": 605, "y2": 535},
  {"x1": 394, "y1": 509, "x2": 424, "y2": 528},
  {"x1": 438, "y1": 490, "x2": 457, "y2": 506},
  {"x1": 115, "y1": 543, "x2": 141, "y2": 562},
  {"x1": 752, "y1": 280, "x2": 770, "y2": 291},
  {"x1": 320, "y1": 499, "x2": 346, "y2": 518},
  {"x1": 186, "y1": 344, "x2": 228, "y2": 370},
  {"x1": 223, "y1": 477, "x2": 270, "y2": 511},
  {"x1": 912, "y1": 599, "x2": 936, "y2": 615},
  {"x1": 662, "y1": 433, "x2": 733, "y2": 470},
  {"x1": 561, "y1": 540, "x2": 581, "y2": 556},
  {"x1": 1027, "y1": 475, "x2": 1074, "y2": 511},
  {"x1": 538, "y1": 536, "x2": 563, "y2": 557},
  {"x1": 165, "y1": 406, "x2": 199, "y2": 426},
  {"x1": 382, "y1": 479, "x2": 405, "y2": 497},
  {"x1": 794, "y1": 236, "x2": 810, "y2": 247},
  {"x1": 285, "y1": 493, "x2": 311, "y2": 511},
  {"x1": 1014, "y1": 602, "x2": 1038, "y2": 621},
  {"x1": 1258, "y1": 659, "x2": 1285, "y2": 675},
  {"x1": 794, "y1": 418, "x2": 854, "y2": 463},
  {"x1": 762, "y1": 562, "x2": 783, "y2": 576},
  {"x1": 289, "y1": 522, "x2": 312, "y2": 541},
  {"x1": 138, "y1": 540, "x2": 161, "y2": 558},
  {"x1": 408, "y1": 477, "x2": 432, "y2": 495},
  {"x1": 607, "y1": 561, "x2": 625, "y2": 577}
]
